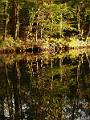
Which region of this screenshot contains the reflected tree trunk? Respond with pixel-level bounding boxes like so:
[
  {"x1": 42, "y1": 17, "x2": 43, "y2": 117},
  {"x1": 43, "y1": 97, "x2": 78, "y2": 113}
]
[
  {"x1": 77, "y1": 54, "x2": 82, "y2": 95},
  {"x1": 51, "y1": 59, "x2": 53, "y2": 90},
  {"x1": 58, "y1": 97, "x2": 63, "y2": 120},
  {"x1": 71, "y1": 99, "x2": 76, "y2": 120},
  {"x1": 19, "y1": 97, "x2": 23, "y2": 120},
  {"x1": 77, "y1": 61, "x2": 80, "y2": 86},
  {"x1": 60, "y1": 58, "x2": 63, "y2": 82},
  {"x1": 0, "y1": 98, "x2": 4, "y2": 119},
  {"x1": 16, "y1": 62, "x2": 23, "y2": 119},
  {"x1": 71, "y1": 104, "x2": 75, "y2": 120},
  {"x1": 5, "y1": 63, "x2": 14, "y2": 119},
  {"x1": 86, "y1": 53, "x2": 90, "y2": 68},
  {"x1": 36, "y1": 57, "x2": 39, "y2": 76},
  {"x1": 6, "y1": 96, "x2": 14, "y2": 119},
  {"x1": 86, "y1": 27, "x2": 90, "y2": 45},
  {"x1": 51, "y1": 59, "x2": 53, "y2": 80},
  {"x1": 31, "y1": 61, "x2": 33, "y2": 76},
  {"x1": 41, "y1": 59, "x2": 43, "y2": 68},
  {"x1": 12, "y1": 62, "x2": 20, "y2": 120}
]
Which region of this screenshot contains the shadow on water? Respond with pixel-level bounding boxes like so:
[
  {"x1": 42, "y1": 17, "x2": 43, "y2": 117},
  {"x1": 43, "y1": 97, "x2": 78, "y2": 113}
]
[{"x1": 0, "y1": 49, "x2": 90, "y2": 120}]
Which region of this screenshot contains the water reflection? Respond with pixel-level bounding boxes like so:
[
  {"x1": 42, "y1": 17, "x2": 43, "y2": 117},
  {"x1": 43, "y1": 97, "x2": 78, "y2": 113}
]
[{"x1": 0, "y1": 49, "x2": 90, "y2": 120}]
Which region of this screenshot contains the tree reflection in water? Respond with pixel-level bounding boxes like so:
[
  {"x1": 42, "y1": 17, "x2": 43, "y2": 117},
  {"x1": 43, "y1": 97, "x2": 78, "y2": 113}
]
[{"x1": 0, "y1": 50, "x2": 90, "y2": 120}]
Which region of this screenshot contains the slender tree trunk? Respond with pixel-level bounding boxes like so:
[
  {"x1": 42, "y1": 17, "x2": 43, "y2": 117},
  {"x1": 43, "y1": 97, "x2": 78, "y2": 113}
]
[
  {"x1": 50, "y1": 1, "x2": 53, "y2": 34},
  {"x1": 12, "y1": 62, "x2": 20, "y2": 120},
  {"x1": 77, "y1": 6, "x2": 81, "y2": 37},
  {"x1": 71, "y1": 99, "x2": 76, "y2": 120},
  {"x1": 40, "y1": 11, "x2": 44, "y2": 39},
  {"x1": 60, "y1": 13, "x2": 63, "y2": 37},
  {"x1": 40, "y1": 24, "x2": 43, "y2": 39},
  {"x1": 11, "y1": 0, "x2": 19, "y2": 40},
  {"x1": 77, "y1": 5, "x2": 84, "y2": 40},
  {"x1": 35, "y1": 8, "x2": 39, "y2": 42},
  {"x1": 5, "y1": 63, "x2": 14, "y2": 119},
  {"x1": 60, "y1": 58, "x2": 63, "y2": 82},
  {"x1": 0, "y1": 98, "x2": 4, "y2": 119},
  {"x1": 51, "y1": 59, "x2": 53, "y2": 90},
  {"x1": 58, "y1": 97, "x2": 63, "y2": 120},
  {"x1": 41, "y1": 59, "x2": 43, "y2": 68},
  {"x1": 36, "y1": 27, "x2": 38, "y2": 42},
  {"x1": 3, "y1": 0, "x2": 8, "y2": 40},
  {"x1": 36, "y1": 57, "x2": 39, "y2": 74},
  {"x1": 86, "y1": 27, "x2": 90, "y2": 46},
  {"x1": 6, "y1": 96, "x2": 14, "y2": 119},
  {"x1": 31, "y1": 61, "x2": 33, "y2": 76},
  {"x1": 31, "y1": 8, "x2": 34, "y2": 32},
  {"x1": 51, "y1": 12, "x2": 53, "y2": 33}
]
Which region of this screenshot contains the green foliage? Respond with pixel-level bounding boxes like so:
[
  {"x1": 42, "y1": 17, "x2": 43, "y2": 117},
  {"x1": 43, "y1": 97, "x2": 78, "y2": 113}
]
[
  {"x1": 0, "y1": 0, "x2": 90, "y2": 48},
  {"x1": 0, "y1": 36, "x2": 22, "y2": 48}
]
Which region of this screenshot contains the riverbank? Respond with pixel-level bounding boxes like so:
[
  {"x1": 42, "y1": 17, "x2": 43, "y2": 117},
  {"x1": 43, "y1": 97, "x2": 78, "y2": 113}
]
[
  {"x1": 0, "y1": 37, "x2": 90, "y2": 54},
  {"x1": 0, "y1": 44, "x2": 90, "y2": 54}
]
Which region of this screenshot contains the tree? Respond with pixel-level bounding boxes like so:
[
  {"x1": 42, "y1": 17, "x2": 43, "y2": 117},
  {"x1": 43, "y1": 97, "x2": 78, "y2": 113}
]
[{"x1": 10, "y1": 0, "x2": 19, "y2": 40}]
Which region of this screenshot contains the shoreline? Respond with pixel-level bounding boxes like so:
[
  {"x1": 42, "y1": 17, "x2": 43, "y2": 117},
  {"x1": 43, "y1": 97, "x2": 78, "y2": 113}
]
[{"x1": 0, "y1": 45, "x2": 90, "y2": 54}]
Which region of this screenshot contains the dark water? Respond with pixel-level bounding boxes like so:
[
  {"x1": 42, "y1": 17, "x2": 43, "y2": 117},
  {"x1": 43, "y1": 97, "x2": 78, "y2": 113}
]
[{"x1": 0, "y1": 49, "x2": 90, "y2": 120}]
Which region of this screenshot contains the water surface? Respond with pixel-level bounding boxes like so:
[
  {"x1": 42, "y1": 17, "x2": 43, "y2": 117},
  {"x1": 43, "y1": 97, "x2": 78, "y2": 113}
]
[{"x1": 0, "y1": 49, "x2": 90, "y2": 120}]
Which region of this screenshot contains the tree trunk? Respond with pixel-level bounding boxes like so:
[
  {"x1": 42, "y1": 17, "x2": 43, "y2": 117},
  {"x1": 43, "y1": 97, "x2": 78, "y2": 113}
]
[
  {"x1": 77, "y1": 4, "x2": 85, "y2": 40},
  {"x1": 60, "y1": 13, "x2": 63, "y2": 37},
  {"x1": 11, "y1": 62, "x2": 20, "y2": 120},
  {"x1": 77, "y1": 6, "x2": 81, "y2": 38},
  {"x1": 11, "y1": 0, "x2": 19, "y2": 40},
  {"x1": 0, "y1": 98, "x2": 4, "y2": 119},
  {"x1": 60, "y1": 58, "x2": 63, "y2": 82},
  {"x1": 5, "y1": 63, "x2": 14, "y2": 119},
  {"x1": 3, "y1": 0, "x2": 8, "y2": 40},
  {"x1": 40, "y1": 24, "x2": 43, "y2": 39},
  {"x1": 51, "y1": 59, "x2": 53, "y2": 90}
]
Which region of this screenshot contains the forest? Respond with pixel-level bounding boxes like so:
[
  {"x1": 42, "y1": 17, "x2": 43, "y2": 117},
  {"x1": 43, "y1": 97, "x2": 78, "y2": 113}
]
[
  {"x1": 1, "y1": 0, "x2": 90, "y2": 119},
  {"x1": 0, "y1": 0, "x2": 90, "y2": 53}
]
